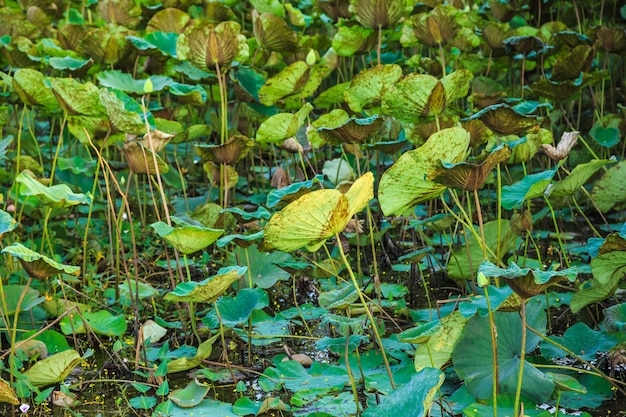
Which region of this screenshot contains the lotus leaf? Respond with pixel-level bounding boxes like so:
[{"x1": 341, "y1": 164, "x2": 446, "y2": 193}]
[
  {"x1": 60, "y1": 310, "x2": 127, "y2": 336},
  {"x1": 151, "y1": 217, "x2": 223, "y2": 254},
  {"x1": 169, "y1": 379, "x2": 210, "y2": 407},
  {"x1": 540, "y1": 322, "x2": 618, "y2": 361},
  {"x1": 203, "y1": 288, "x2": 268, "y2": 328},
  {"x1": 332, "y1": 24, "x2": 377, "y2": 56},
  {"x1": 0, "y1": 285, "x2": 44, "y2": 316},
  {"x1": 233, "y1": 396, "x2": 289, "y2": 416},
  {"x1": 167, "y1": 334, "x2": 219, "y2": 373},
  {"x1": 235, "y1": 310, "x2": 291, "y2": 346},
  {"x1": 466, "y1": 103, "x2": 540, "y2": 135},
  {"x1": 16, "y1": 170, "x2": 92, "y2": 209},
  {"x1": 549, "y1": 159, "x2": 612, "y2": 198},
  {"x1": 349, "y1": 0, "x2": 413, "y2": 29},
  {"x1": 12, "y1": 69, "x2": 59, "y2": 109},
  {"x1": 344, "y1": 64, "x2": 403, "y2": 113},
  {"x1": 253, "y1": 10, "x2": 298, "y2": 52},
  {"x1": 256, "y1": 103, "x2": 313, "y2": 144},
  {"x1": 501, "y1": 167, "x2": 556, "y2": 210},
  {"x1": 266, "y1": 174, "x2": 325, "y2": 208},
  {"x1": 0, "y1": 378, "x2": 18, "y2": 405},
  {"x1": 147, "y1": 8, "x2": 190, "y2": 33},
  {"x1": 263, "y1": 172, "x2": 373, "y2": 252},
  {"x1": 413, "y1": 310, "x2": 469, "y2": 371},
  {"x1": 164, "y1": 266, "x2": 247, "y2": 303},
  {"x1": 99, "y1": 89, "x2": 152, "y2": 135},
  {"x1": 227, "y1": 244, "x2": 290, "y2": 288},
  {"x1": 0, "y1": 209, "x2": 17, "y2": 237},
  {"x1": 604, "y1": 303, "x2": 626, "y2": 332},
  {"x1": 452, "y1": 299, "x2": 555, "y2": 403},
  {"x1": 258, "y1": 61, "x2": 310, "y2": 106},
  {"x1": 2, "y1": 242, "x2": 80, "y2": 279},
  {"x1": 23, "y1": 349, "x2": 84, "y2": 388},
  {"x1": 379, "y1": 127, "x2": 470, "y2": 216}
]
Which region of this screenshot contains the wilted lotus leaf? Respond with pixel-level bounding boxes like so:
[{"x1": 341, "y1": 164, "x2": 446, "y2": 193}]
[
  {"x1": 164, "y1": 266, "x2": 247, "y2": 303},
  {"x1": 23, "y1": 349, "x2": 84, "y2": 388},
  {"x1": 13, "y1": 69, "x2": 58, "y2": 109},
  {"x1": 462, "y1": 119, "x2": 494, "y2": 147},
  {"x1": 263, "y1": 172, "x2": 373, "y2": 252},
  {"x1": 256, "y1": 103, "x2": 312, "y2": 144},
  {"x1": 152, "y1": 216, "x2": 224, "y2": 254},
  {"x1": 307, "y1": 109, "x2": 351, "y2": 148},
  {"x1": 195, "y1": 135, "x2": 253, "y2": 165},
  {"x1": 430, "y1": 144, "x2": 511, "y2": 191},
  {"x1": 253, "y1": 10, "x2": 298, "y2": 53},
  {"x1": 528, "y1": 70, "x2": 605, "y2": 103},
  {"x1": 331, "y1": 24, "x2": 377, "y2": 56},
  {"x1": 167, "y1": 334, "x2": 220, "y2": 373},
  {"x1": 0, "y1": 378, "x2": 19, "y2": 405},
  {"x1": 503, "y1": 35, "x2": 550, "y2": 59},
  {"x1": 349, "y1": 0, "x2": 413, "y2": 29},
  {"x1": 205, "y1": 1, "x2": 235, "y2": 22},
  {"x1": 317, "y1": 114, "x2": 383, "y2": 144},
  {"x1": 551, "y1": 44, "x2": 593, "y2": 81},
  {"x1": 98, "y1": 89, "x2": 151, "y2": 135},
  {"x1": 591, "y1": 161, "x2": 626, "y2": 213},
  {"x1": 176, "y1": 20, "x2": 248, "y2": 71},
  {"x1": 0, "y1": 7, "x2": 38, "y2": 39},
  {"x1": 16, "y1": 170, "x2": 93, "y2": 209},
  {"x1": 267, "y1": 174, "x2": 325, "y2": 208},
  {"x1": 2, "y1": 243, "x2": 80, "y2": 279},
  {"x1": 259, "y1": 61, "x2": 310, "y2": 106},
  {"x1": 467, "y1": 103, "x2": 540, "y2": 136},
  {"x1": 203, "y1": 161, "x2": 238, "y2": 189},
  {"x1": 382, "y1": 69, "x2": 472, "y2": 122},
  {"x1": 97, "y1": 0, "x2": 141, "y2": 27},
  {"x1": 49, "y1": 78, "x2": 106, "y2": 117},
  {"x1": 479, "y1": 260, "x2": 577, "y2": 299},
  {"x1": 344, "y1": 64, "x2": 403, "y2": 112},
  {"x1": 79, "y1": 25, "x2": 133, "y2": 65},
  {"x1": 147, "y1": 8, "x2": 191, "y2": 33},
  {"x1": 404, "y1": 114, "x2": 458, "y2": 145},
  {"x1": 404, "y1": 5, "x2": 460, "y2": 47},
  {"x1": 122, "y1": 139, "x2": 170, "y2": 175},
  {"x1": 1, "y1": 36, "x2": 39, "y2": 68},
  {"x1": 592, "y1": 25, "x2": 626, "y2": 54},
  {"x1": 378, "y1": 127, "x2": 470, "y2": 216},
  {"x1": 481, "y1": 22, "x2": 511, "y2": 50},
  {"x1": 541, "y1": 131, "x2": 578, "y2": 161},
  {"x1": 316, "y1": 0, "x2": 351, "y2": 21},
  {"x1": 551, "y1": 30, "x2": 591, "y2": 49}
]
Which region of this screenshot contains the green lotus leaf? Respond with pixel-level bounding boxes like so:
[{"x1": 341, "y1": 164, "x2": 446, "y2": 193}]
[
  {"x1": 551, "y1": 45, "x2": 592, "y2": 81},
  {"x1": 307, "y1": 109, "x2": 350, "y2": 147},
  {"x1": 548, "y1": 159, "x2": 613, "y2": 198},
  {"x1": 48, "y1": 56, "x2": 93, "y2": 72},
  {"x1": 501, "y1": 167, "x2": 557, "y2": 210},
  {"x1": 48, "y1": 78, "x2": 106, "y2": 117},
  {"x1": 378, "y1": 127, "x2": 470, "y2": 216},
  {"x1": 0, "y1": 209, "x2": 18, "y2": 237},
  {"x1": 545, "y1": 372, "x2": 587, "y2": 394},
  {"x1": 0, "y1": 285, "x2": 45, "y2": 315},
  {"x1": 169, "y1": 82, "x2": 207, "y2": 105},
  {"x1": 540, "y1": 322, "x2": 618, "y2": 361},
  {"x1": 253, "y1": 10, "x2": 298, "y2": 52},
  {"x1": 318, "y1": 285, "x2": 358, "y2": 310},
  {"x1": 151, "y1": 217, "x2": 223, "y2": 254},
  {"x1": 590, "y1": 124, "x2": 621, "y2": 148},
  {"x1": 263, "y1": 172, "x2": 373, "y2": 252},
  {"x1": 128, "y1": 31, "x2": 178, "y2": 58},
  {"x1": 67, "y1": 115, "x2": 111, "y2": 145},
  {"x1": 604, "y1": 303, "x2": 626, "y2": 332},
  {"x1": 23, "y1": 349, "x2": 84, "y2": 388},
  {"x1": 323, "y1": 158, "x2": 354, "y2": 185},
  {"x1": 0, "y1": 378, "x2": 19, "y2": 405},
  {"x1": 216, "y1": 231, "x2": 265, "y2": 249},
  {"x1": 203, "y1": 288, "x2": 268, "y2": 328},
  {"x1": 453, "y1": 299, "x2": 554, "y2": 403},
  {"x1": 18, "y1": 170, "x2": 92, "y2": 209},
  {"x1": 195, "y1": 135, "x2": 253, "y2": 164},
  {"x1": 233, "y1": 396, "x2": 289, "y2": 416},
  {"x1": 467, "y1": 103, "x2": 540, "y2": 135},
  {"x1": 167, "y1": 334, "x2": 220, "y2": 373},
  {"x1": 227, "y1": 244, "x2": 290, "y2": 289},
  {"x1": 331, "y1": 24, "x2": 376, "y2": 56},
  {"x1": 361, "y1": 368, "x2": 443, "y2": 417},
  {"x1": 60, "y1": 309, "x2": 127, "y2": 336},
  {"x1": 97, "y1": 70, "x2": 172, "y2": 94},
  {"x1": 169, "y1": 379, "x2": 210, "y2": 408},
  {"x1": 414, "y1": 311, "x2": 469, "y2": 371},
  {"x1": 591, "y1": 161, "x2": 626, "y2": 212},
  {"x1": 164, "y1": 266, "x2": 247, "y2": 303},
  {"x1": 98, "y1": 89, "x2": 153, "y2": 135},
  {"x1": 266, "y1": 174, "x2": 324, "y2": 208},
  {"x1": 478, "y1": 261, "x2": 577, "y2": 299},
  {"x1": 258, "y1": 61, "x2": 310, "y2": 106},
  {"x1": 349, "y1": 0, "x2": 413, "y2": 29},
  {"x1": 176, "y1": 20, "x2": 248, "y2": 72},
  {"x1": 430, "y1": 143, "x2": 511, "y2": 191},
  {"x1": 314, "y1": 82, "x2": 351, "y2": 109},
  {"x1": 256, "y1": 103, "x2": 313, "y2": 144},
  {"x1": 398, "y1": 320, "x2": 442, "y2": 344},
  {"x1": 317, "y1": 114, "x2": 383, "y2": 144},
  {"x1": 2, "y1": 243, "x2": 80, "y2": 279},
  {"x1": 147, "y1": 8, "x2": 191, "y2": 33},
  {"x1": 463, "y1": 402, "x2": 551, "y2": 417},
  {"x1": 235, "y1": 310, "x2": 291, "y2": 346},
  {"x1": 344, "y1": 64, "x2": 403, "y2": 113},
  {"x1": 12, "y1": 69, "x2": 59, "y2": 109}
]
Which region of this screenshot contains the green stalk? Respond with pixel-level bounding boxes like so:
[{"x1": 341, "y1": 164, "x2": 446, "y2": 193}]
[
  {"x1": 334, "y1": 232, "x2": 395, "y2": 389},
  {"x1": 483, "y1": 284, "x2": 498, "y2": 417},
  {"x1": 513, "y1": 299, "x2": 527, "y2": 417}
]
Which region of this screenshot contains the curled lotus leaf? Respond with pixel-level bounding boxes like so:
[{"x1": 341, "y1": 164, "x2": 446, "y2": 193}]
[
  {"x1": 406, "y1": 5, "x2": 461, "y2": 47},
  {"x1": 316, "y1": 0, "x2": 351, "y2": 21},
  {"x1": 466, "y1": 103, "x2": 540, "y2": 136},
  {"x1": 97, "y1": 0, "x2": 141, "y2": 27},
  {"x1": 551, "y1": 44, "x2": 593, "y2": 81},
  {"x1": 2, "y1": 243, "x2": 80, "y2": 279},
  {"x1": 151, "y1": 216, "x2": 224, "y2": 254},
  {"x1": 317, "y1": 114, "x2": 383, "y2": 144},
  {"x1": 349, "y1": 0, "x2": 413, "y2": 29},
  {"x1": 263, "y1": 172, "x2": 374, "y2": 252},
  {"x1": 147, "y1": 8, "x2": 191, "y2": 33},
  {"x1": 176, "y1": 20, "x2": 248, "y2": 71},
  {"x1": 194, "y1": 135, "x2": 253, "y2": 165},
  {"x1": 13, "y1": 68, "x2": 59, "y2": 109},
  {"x1": 16, "y1": 170, "x2": 93, "y2": 209},
  {"x1": 331, "y1": 24, "x2": 377, "y2": 57},
  {"x1": 253, "y1": 10, "x2": 299, "y2": 53},
  {"x1": 258, "y1": 61, "x2": 310, "y2": 106},
  {"x1": 430, "y1": 143, "x2": 511, "y2": 191},
  {"x1": 164, "y1": 266, "x2": 247, "y2": 304}
]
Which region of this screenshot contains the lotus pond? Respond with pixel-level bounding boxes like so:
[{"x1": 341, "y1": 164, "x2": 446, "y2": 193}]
[{"x1": 1, "y1": 0, "x2": 626, "y2": 416}]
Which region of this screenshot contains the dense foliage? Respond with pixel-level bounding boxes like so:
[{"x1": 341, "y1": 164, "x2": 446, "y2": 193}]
[{"x1": 1, "y1": 0, "x2": 626, "y2": 416}]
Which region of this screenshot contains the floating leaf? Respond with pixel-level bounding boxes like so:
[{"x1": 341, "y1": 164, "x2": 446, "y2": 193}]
[
  {"x1": 344, "y1": 64, "x2": 403, "y2": 113},
  {"x1": 151, "y1": 217, "x2": 223, "y2": 254},
  {"x1": 16, "y1": 170, "x2": 93, "y2": 209},
  {"x1": 2, "y1": 243, "x2": 80, "y2": 279},
  {"x1": 169, "y1": 379, "x2": 210, "y2": 408},
  {"x1": 23, "y1": 350, "x2": 84, "y2": 388},
  {"x1": 204, "y1": 288, "x2": 268, "y2": 328},
  {"x1": 590, "y1": 124, "x2": 621, "y2": 148},
  {"x1": 379, "y1": 127, "x2": 470, "y2": 216},
  {"x1": 227, "y1": 244, "x2": 290, "y2": 288},
  {"x1": 263, "y1": 172, "x2": 373, "y2": 252},
  {"x1": 164, "y1": 266, "x2": 247, "y2": 303},
  {"x1": 453, "y1": 300, "x2": 554, "y2": 403}
]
